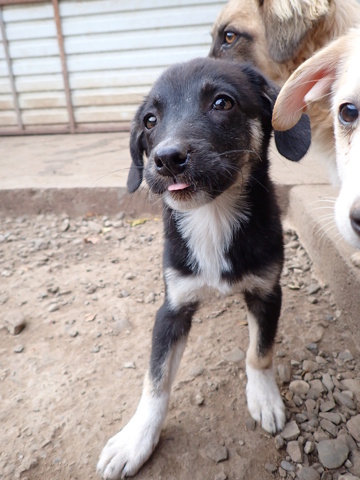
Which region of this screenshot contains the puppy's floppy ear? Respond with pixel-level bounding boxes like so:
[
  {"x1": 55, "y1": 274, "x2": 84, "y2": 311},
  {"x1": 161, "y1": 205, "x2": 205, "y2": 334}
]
[
  {"x1": 259, "y1": 74, "x2": 311, "y2": 162},
  {"x1": 128, "y1": 109, "x2": 146, "y2": 193},
  {"x1": 258, "y1": 0, "x2": 330, "y2": 63},
  {"x1": 272, "y1": 33, "x2": 350, "y2": 132}
]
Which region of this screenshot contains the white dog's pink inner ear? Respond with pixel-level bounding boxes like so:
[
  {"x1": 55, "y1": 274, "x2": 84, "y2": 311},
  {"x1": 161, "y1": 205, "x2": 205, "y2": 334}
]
[
  {"x1": 168, "y1": 183, "x2": 189, "y2": 191},
  {"x1": 304, "y1": 75, "x2": 335, "y2": 104}
]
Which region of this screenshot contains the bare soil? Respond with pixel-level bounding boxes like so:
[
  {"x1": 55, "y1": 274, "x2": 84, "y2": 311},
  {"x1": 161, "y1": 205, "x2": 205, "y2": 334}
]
[{"x1": 0, "y1": 212, "x2": 359, "y2": 480}]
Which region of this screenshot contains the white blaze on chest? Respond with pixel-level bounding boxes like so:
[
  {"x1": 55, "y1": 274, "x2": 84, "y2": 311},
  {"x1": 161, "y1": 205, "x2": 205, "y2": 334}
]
[{"x1": 175, "y1": 189, "x2": 249, "y2": 287}]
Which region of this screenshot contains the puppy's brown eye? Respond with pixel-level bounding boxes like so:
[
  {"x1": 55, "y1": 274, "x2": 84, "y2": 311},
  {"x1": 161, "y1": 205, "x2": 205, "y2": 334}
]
[
  {"x1": 213, "y1": 96, "x2": 234, "y2": 111},
  {"x1": 224, "y1": 31, "x2": 237, "y2": 45},
  {"x1": 339, "y1": 103, "x2": 358, "y2": 126},
  {"x1": 144, "y1": 114, "x2": 157, "y2": 130}
]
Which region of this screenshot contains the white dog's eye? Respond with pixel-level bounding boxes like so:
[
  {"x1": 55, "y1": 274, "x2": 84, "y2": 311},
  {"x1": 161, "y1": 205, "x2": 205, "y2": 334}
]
[
  {"x1": 213, "y1": 96, "x2": 234, "y2": 111},
  {"x1": 339, "y1": 103, "x2": 358, "y2": 126},
  {"x1": 224, "y1": 31, "x2": 237, "y2": 45},
  {"x1": 144, "y1": 114, "x2": 157, "y2": 130}
]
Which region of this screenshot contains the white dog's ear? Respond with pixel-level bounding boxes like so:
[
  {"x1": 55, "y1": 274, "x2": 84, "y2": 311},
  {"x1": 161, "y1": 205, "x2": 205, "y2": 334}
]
[{"x1": 272, "y1": 34, "x2": 350, "y2": 132}]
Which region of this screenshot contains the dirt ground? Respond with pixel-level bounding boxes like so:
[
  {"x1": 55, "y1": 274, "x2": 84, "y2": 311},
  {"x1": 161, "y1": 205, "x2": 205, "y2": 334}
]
[{"x1": 0, "y1": 211, "x2": 359, "y2": 480}]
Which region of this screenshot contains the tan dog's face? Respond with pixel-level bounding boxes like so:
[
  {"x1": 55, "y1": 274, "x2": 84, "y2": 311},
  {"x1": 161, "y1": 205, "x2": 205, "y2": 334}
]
[
  {"x1": 210, "y1": 0, "x2": 332, "y2": 85},
  {"x1": 209, "y1": 0, "x2": 279, "y2": 82}
]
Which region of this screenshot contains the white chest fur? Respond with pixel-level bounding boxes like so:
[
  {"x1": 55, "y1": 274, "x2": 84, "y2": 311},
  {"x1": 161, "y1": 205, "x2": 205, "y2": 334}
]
[{"x1": 175, "y1": 189, "x2": 249, "y2": 287}]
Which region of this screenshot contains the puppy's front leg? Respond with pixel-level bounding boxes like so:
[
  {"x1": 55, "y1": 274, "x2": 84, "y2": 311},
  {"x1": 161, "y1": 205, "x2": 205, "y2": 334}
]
[
  {"x1": 244, "y1": 284, "x2": 286, "y2": 434},
  {"x1": 97, "y1": 300, "x2": 198, "y2": 479}
]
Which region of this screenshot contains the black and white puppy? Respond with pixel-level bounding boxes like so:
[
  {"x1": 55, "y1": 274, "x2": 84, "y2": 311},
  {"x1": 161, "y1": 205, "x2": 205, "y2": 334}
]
[{"x1": 97, "y1": 57, "x2": 311, "y2": 479}]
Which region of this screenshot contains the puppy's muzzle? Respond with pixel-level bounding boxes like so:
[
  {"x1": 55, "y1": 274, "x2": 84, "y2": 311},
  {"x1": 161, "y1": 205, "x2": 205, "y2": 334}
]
[
  {"x1": 350, "y1": 199, "x2": 360, "y2": 238},
  {"x1": 154, "y1": 146, "x2": 189, "y2": 177}
]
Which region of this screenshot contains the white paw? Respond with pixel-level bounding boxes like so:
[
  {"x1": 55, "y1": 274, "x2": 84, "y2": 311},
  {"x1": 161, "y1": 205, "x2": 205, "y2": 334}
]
[
  {"x1": 97, "y1": 393, "x2": 168, "y2": 479},
  {"x1": 246, "y1": 364, "x2": 285, "y2": 434}
]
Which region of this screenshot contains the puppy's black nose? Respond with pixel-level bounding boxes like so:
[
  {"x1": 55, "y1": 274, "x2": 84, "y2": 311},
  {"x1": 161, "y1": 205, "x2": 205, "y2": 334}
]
[
  {"x1": 154, "y1": 146, "x2": 188, "y2": 177},
  {"x1": 350, "y1": 200, "x2": 360, "y2": 237}
]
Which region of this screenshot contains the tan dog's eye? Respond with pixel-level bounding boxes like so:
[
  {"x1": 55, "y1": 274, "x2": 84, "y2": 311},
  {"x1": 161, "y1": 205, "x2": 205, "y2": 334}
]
[
  {"x1": 213, "y1": 96, "x2": 234, "y2": 111},
  {"x1": 144, "y1": 114, "x2": 157, "y2": 130},
  {"x1": 224, "y1": 32, "x2": 237, "y2": 45},
  {"x1": 339, "y1": 103, "x2": 358, "y2": 126}
]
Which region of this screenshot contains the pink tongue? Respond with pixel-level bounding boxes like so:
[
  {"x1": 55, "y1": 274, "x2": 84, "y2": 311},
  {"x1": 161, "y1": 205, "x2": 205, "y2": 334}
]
[{"x1": 168, "y1": 183, "x2": 189, "y2": 191}]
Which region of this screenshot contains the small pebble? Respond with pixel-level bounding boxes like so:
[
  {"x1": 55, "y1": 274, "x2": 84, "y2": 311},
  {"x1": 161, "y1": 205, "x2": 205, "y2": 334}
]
[
  {"x1": 281, "y1": 460, "x2": 295, "y2": 472},
  {"x1": 281, "y1": 421, "x2": 300, "y2": 441},
  {"x1": 14, "y1": 344, "x2": 24, "y2": 353},
  {"x1": 297, "y1": 466, "x2": 321, "y2": 480},
  {"x1": 204, "y1": 444, "x2": 228, "y2": 463},
  {"x1": 264, "y1": 463, "x2": 278, "y2": 474}
]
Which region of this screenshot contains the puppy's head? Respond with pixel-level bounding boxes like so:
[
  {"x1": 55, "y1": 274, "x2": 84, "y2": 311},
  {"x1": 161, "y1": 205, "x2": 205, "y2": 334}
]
[{"x1": 128, "y1": 58, "x2": 310, "y2": 212}]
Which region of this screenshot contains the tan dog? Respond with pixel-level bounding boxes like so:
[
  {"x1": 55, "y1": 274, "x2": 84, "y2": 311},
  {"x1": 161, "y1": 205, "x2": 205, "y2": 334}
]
[
  {"x1": 210, "y1": 0, "x2": 360, "y2": 175},
  {"x1": 273, "y1": 29, "x2": 360, "y2": 248}
]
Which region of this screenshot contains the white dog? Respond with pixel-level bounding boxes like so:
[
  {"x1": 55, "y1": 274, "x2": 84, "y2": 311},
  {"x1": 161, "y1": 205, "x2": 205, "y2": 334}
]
[{"x1": 273, "y1": 29, "x2": 360, "y2": 249}]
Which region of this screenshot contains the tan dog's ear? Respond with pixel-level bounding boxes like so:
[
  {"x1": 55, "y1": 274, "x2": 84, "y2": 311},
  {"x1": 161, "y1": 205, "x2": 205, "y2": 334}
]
[
  {"x1": 258, "y1": 0, "x2": 330, "y2": 62},
  {"x1": 272, "y1": 34, "x2": 350, "y2": 131}
]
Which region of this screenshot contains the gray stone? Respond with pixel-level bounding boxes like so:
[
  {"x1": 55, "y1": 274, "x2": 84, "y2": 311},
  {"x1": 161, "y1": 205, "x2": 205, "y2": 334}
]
[
  {"x1": 337, "y1": 433, "x2": 358, "y2": 452},
  {"x1": 281, "y1": 460, "x2": 295, "y2": 472},
  {"x1": 347, "y1": 415, "x2": 360, "y2": 443},
  {"x1": 307, "y1": 283, "x2": 321, "y2": 295},
  {"x1": 278, "y1": 364, "x2": 292, "y2": 383},
  {"x1": 221, "y1": 347, "x2": 245, "y2": 364},
  {"x1": 342, "y1": 379, "x2": 360, "y2": 402},
  {"x1": 245, "y1": 417, "x2": 256, "y2": 431},
  {"x1": 123, "y1": 362, "x2": 136, "y2": 369},
  {"x1": 274, "y1": 434, "x2": 285, "y2": 450},
  {"x1": 287, "y1": 440, "x2": 303, "y2": 463},
  {"x1": 309, "y1": 379, "x2": 325, "y2": 393},
  {"x1": 317, "y1": 439, "x2": 349, "y2": 469},
  {"x1": 204, "y1": 444, "x2": 228, "y2": 463},
  {"x1": 320, "y1": 472, "x2": 333, "y2": 480},
  {"x1": 14, "y1": 344, "x2": 24, "y2": 353},
  {"x1": 304, "y1": 441, "x2": 316, "y2": 454},
  {"x1": 305, "y1": 399, "x2": 317, "y2": 412},
  {"x1": 195, "y1": 394, "x2": 204, "y2": 406},
  {"x1": 281, "y1": 421, "x2": 300, "y2": 441},
  {"x1": 320, "y1": 401, "x2": 336, "y2": 413},
  {"x1": 48, "y1": 302, "x2": 60, "y2": 312},
  {"x1": 4, "y1": 311, "x2": 26, "y2": 335},
  {"x1": 319, "y1": 412, "x2": 342, "y2": 425},
  {"x1": 338, "y1": 350, "x2": 354, "y2": 362},
  {"x1": 322, "y1": 373, "x2": 334, "y2": 392},
  {"x1": 305, "y1": 325, "x2": 324, "y2": 343},
  {"x1": 264, "y1": 463, "x2": 278, "y2": 474},
  {"x1": 333, "y1": 391, "x2": 356, "y2": 410},
  {"x1": 214, "y1": 473, "x2": 227, "y2": 480},
  {"x1": 189, "y1": 365, "x2": 204, "y2": 379},
  {"x1": 297, "y1": 466, "x2": 321, "y2": 480},
  {"x1": 338, "y1": 475, "x2": 360, "y2": 480},
  {"x1": 296, "y1": 413, "x2": 308, "y2": 424},
  {"x1": 303, "y1": 360, "x2": 320, "y2": 373},
  {"x1": 307, "y1": 343, "x2": 319, "y2": 355},
  {"x1": 320, "y1": 419, "x2": 338, "y2": 438},
  {"x1": 289, "y1": 380, "x2": 310, "y2": 396},
  {"x1": 314, "y1": 430, "x2": 330, "y2": 443}
]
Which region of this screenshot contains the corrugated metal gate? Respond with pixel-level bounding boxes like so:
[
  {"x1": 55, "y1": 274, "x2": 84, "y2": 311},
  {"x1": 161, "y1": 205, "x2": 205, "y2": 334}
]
[{"x1": 0, "y1": 0, "x2": 226, "y2": 135}]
